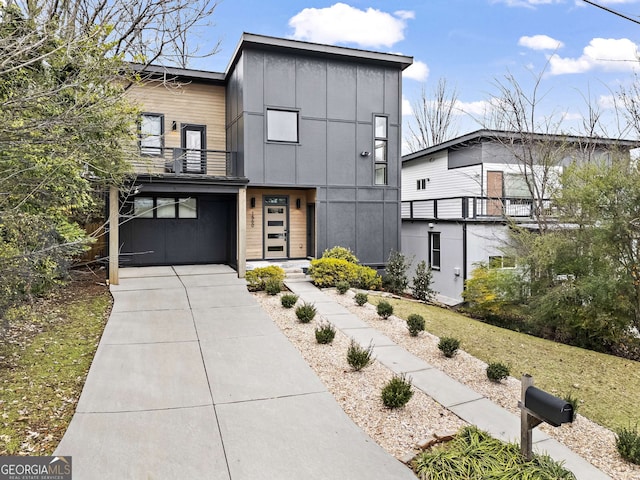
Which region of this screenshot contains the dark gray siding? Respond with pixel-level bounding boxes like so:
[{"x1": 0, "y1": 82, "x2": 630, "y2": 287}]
[{"x1": 228, "y1": 47, "x2": 403, "y2": 265}]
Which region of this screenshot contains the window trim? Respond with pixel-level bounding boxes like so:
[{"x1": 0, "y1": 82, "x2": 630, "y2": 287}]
[
  {"x1": 139, "y1": 112, "x2": 164, "y2": 156},
  {"x1": 266, "y1": 108, "x2": 300, "y2": 144},
  {"x1": 429, "y1": 232, "x2": 441, "y2": 271}
]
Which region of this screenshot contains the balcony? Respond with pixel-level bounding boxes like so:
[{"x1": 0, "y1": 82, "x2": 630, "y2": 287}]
[
  {"x1": 132, "y1": 147, "x2": 238, "y2": 177},
  {"x1": 401, "y1": 196, "x2": 555, "y2": 221}
]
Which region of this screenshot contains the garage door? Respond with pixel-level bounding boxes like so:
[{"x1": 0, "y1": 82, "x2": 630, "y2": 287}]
[{"x1": 119, "y1": 194, "x2": 236, "y2": 266}]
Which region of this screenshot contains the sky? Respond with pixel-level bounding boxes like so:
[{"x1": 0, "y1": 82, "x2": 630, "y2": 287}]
[{"x1": 188, "y1": 0, "x2": 640, "y2": 148}]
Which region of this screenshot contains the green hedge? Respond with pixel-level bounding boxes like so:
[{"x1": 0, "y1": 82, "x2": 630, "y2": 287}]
[
  {"x1": 308, "y1": 258, "x2": 381, "y2": 290},
  {"x1": 245, "y1": 266, "x2": 285, "y2": 291}
]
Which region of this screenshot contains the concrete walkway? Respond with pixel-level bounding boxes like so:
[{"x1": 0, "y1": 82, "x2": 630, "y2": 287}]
[
  {"x1": 55, "y1": 265, "x2": 415, "y2": 480},
  {"x1": 284, "y1": 279, "x2": 611, "y2": 480}
]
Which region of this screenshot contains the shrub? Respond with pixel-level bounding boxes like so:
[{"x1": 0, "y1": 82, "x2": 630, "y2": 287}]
[
  {"x1": 322, "y1": 246, "x2": 359, "y2": 264},
  {"x1": 376, "y1": 300, "x2": 393, "y2": 319},
  {"x1": 315, "y1": 323, "x2": 336, "y2": 344},
  {"x1": 347, "y1": 340, "x2": 373, "y2": 371},
  {"x1": 264, "y1": 277, "x2": 282, "y2": 295},
  {"x1": 384, "y1": 250, "x2": 412, "y2": 295},
  {"x1": 413, "y1": 425, "x2": 576, "y2": 479},
  {"x1": 336, "y1": 280, "x2": 350, "y2": 294},
  {"x1": 486, "y1": 362, "x2": 510, "y2": 382},
  {"x1": 245, "y1": 266, "x2": 285, "y2": 291},
  {"x1": 354, "y1": 292, "x2": 368, "y2": 306},
  {"x1": 280, "y1": 293, "x2": 298, "y2": 308},
  {"x1": 381, "y1": 374, "x2": 413, "y2": 408},
  {"x1": 616, "y1": 425, "x2": 640, "y2": 465},
  {"x1": 406, "y1": 313, "x2": 425, "y2": 336},
  {"x1": 412, "y1": 260, "x2": 436, "y2": 302},
  {"x1": 308, "y1": 257, "x2": 381, "y2": 290},
  {"x1": 295, "y1": 302, "x2": 317, "y2": 323},
  {"x1": 438, "y1": 336, "x2": 460, "y2": 358}
]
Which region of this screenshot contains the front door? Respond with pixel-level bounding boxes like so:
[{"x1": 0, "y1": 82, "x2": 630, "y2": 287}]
[
  {"x1": 264, "y1": 196, "x2": 288, "y2": 259},
  {"x1": 182, "y1": 124, "x2": 206, "y2": 173}
]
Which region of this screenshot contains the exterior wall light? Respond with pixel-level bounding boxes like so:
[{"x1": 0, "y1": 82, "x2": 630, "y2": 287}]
[{"x1": 360, "y1": 151, "x2": 371, "y2": 157}]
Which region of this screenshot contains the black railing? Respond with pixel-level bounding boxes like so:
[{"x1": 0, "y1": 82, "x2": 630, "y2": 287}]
[
  {"x1": 137, "y1": 147, "x2": 238, "y2": 176},
  {"x1": 401, "y1": 196, "x2": 555, "y2": 220}
]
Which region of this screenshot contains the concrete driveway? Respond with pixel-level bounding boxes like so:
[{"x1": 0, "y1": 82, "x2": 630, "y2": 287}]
[{"x1": 55, "y1": 265, "x2": 415, "y2": 480}]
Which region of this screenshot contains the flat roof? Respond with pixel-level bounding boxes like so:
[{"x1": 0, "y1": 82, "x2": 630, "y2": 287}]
[{"x1": 402, "y1": 129, "x2": 640, "y2": 163}]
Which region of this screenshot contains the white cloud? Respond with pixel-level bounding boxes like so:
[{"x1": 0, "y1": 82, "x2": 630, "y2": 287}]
[
  {"x1": 455, "y1": 99, "x2": 494, "y2": 117},
  {"x1": 549, "y1": 37, "x2": 640, "y2": 75},
  {"x1": 289, "y1": 3, "x2": 413, "y2": 49},
  {"x1": 403, "y1": 60, "x2": 429, "y2": 81},
  {"x1": 519, "y1": 34, "x2": 564, "y2": 50},
  {"x1": 402, "y1": 96, "x2": 413, "y2": 116}
]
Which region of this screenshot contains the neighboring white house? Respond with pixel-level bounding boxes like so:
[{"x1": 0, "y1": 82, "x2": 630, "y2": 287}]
[{"x1": 400, "y1": 129, "x2": 639, "y2": 305}]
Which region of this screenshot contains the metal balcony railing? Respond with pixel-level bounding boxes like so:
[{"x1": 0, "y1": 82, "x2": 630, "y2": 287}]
[
  {"x1": 134, "y1": 147, "x2": 238, "y2": 177},
  {"x1": 401, "y1": 196, "x2": 556, "y2": 220}
]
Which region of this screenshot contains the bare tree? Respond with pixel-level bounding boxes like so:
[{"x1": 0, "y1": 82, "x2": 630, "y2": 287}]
[{"x1": 406, "y1": 77, "x2": 460, "y2": 152}]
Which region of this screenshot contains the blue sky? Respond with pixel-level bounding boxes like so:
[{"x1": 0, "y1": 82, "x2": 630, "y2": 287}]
[{"x1": 189, "y1": 0, "x2": 640, "y2": 145}]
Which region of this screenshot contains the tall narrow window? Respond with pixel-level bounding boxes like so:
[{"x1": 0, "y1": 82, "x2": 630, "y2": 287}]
[
  {"x1": 267, "y1": 109, "x2": 299, "y2": 143},
  {"x1": 140, "y1": 113, "x2": 164, "y2": 155},
  {"x1": 429, "y1": 232, "x2": 441, "y2": 270},
  {"x1": 374, "y1": 115, "x2": 388, "y2": 185}
]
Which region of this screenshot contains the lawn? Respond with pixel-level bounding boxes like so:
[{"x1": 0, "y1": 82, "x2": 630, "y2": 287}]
[
  {"x1": 0, "y1": 274, "x2": 111, "y2": 455},
  {"x1": 370, "y1": 295, "x2": 640, "y2": 431}
]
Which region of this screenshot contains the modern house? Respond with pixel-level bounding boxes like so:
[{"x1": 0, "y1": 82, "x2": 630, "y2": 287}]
[
  {"x1": 400, "y1": 129, "x2": 639, "y2": 304},
  {"x1": 109, "y1": 33, "x2": 413, "y2": 282}
]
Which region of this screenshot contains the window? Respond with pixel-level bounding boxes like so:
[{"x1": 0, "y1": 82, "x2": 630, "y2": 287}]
[
  {"x1": 417, "y1": 178, "x2": 427, "y2": 190},
  {"x1": 504, "y1": 173, "x2": 530, "y2": 198},
  {"x1": 429, "y1": 232, "x2": 441, "y2": 270},
  {"x1": 140, "y1": 113, "x2": 164, "y2": 155},
  {"x1": 131, "y1": 197, "x2": 197, "y2": 219},
  {"x1": 267, "y1": 109, "x2": 298, "y2": 143},
  {"x1": 374, "y1": 115, "x2": 388, "y2": 185}
]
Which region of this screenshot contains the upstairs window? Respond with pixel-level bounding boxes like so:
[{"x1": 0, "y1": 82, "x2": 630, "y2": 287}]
[
  {"x1": 267, "y1": 109, "x2": 299, "y2": 143},
  {"x1": 140, "y1": 113, "x2": 164, "y2": 156},
  {"x1": 374, "y1": 115, "x2": 388, "y2": 185}
]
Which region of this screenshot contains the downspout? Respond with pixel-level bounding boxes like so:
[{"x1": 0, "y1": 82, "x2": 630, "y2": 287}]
[{"x1": 462, "y1": 221, "x2": 468, "y2": 286}]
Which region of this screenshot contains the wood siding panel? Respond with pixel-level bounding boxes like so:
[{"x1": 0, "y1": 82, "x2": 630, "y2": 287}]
[{"x1": 127, "y1": 81, "x2": 226, "y2": 175}]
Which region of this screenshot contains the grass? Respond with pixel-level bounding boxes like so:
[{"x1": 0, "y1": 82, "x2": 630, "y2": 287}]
[
  {"x1": 370, "y1": 295, "x2": 640, "y2": 431},
  {"x1": 0, "y1": 275, "x2": 111, "y2": 455}
]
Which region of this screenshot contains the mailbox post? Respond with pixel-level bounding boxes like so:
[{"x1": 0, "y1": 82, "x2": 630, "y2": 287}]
[{"x1": 518, "y1": 374, "x2": 574, "y2": 460}]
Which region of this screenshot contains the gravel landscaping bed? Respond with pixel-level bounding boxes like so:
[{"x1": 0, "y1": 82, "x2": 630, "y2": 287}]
[{"x1": 253, "y1": 288, "x2": 640, "y2": 480}]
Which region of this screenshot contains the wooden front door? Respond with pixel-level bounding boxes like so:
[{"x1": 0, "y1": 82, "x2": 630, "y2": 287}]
[{"x1": 487, "y1": 171, "x2": 504, "y2": 216}]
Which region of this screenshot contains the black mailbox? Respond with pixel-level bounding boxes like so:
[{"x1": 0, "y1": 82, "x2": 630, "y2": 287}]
[{"x1": 524, "y1": 386, "x2": 573, "y2": 427}]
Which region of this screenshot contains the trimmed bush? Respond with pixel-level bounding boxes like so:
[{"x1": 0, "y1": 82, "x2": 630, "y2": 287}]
[
  {"x1": 336, "y1": 280, "x2": 350, "y2": 294},
  {"x1": 412, "y1": 260, "x2": 436, "y2": 302},
  {"x1": 616, "y1": 425, "x2": 640, "y2": 465},
  {"x1": 406, "y1": 313, "x2": 425, "y2": 336},
  {"x1": 315, "y1": 323, "x2": 336, "y2": 344},
  {"x1": 376, "y1": 300, "x2": 393, "y2": 319},
  {"x1": 486, "y1": 361, "x2": 510, "y2": 382},
  {"x1": 438, "y1": 336, "x2": 460, "y2": 358},
  {"x1": 295, "y1": 302, "x2": 317, "y2": 323},
  {"x1": 347, "y1": 340, "x2": 373, "y2": 371},
  {"x1": 264, "y1": 277, "x2": 282, "y2": 295},
  {"x1": 308, "y1": 257, "x2": 381, "y2": 290},
  {"x1": 246, "y1": 266, "x2": 285, "y2": 291},
  {"x1": 322, "y1": 246, "x2": 359, "y2": 264},
  {"x1": 354, "y1": 292, "x2": 368, "y2": 306},
  {"x1": 381, "y1": 374, "x2": 413, "y2": 409},
  {"x1": 384, "y1": 250, "x2": 412, "y2": 295},
  {"x1": 280, "y1": 293, "x2": 299, "y2": 309}
]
